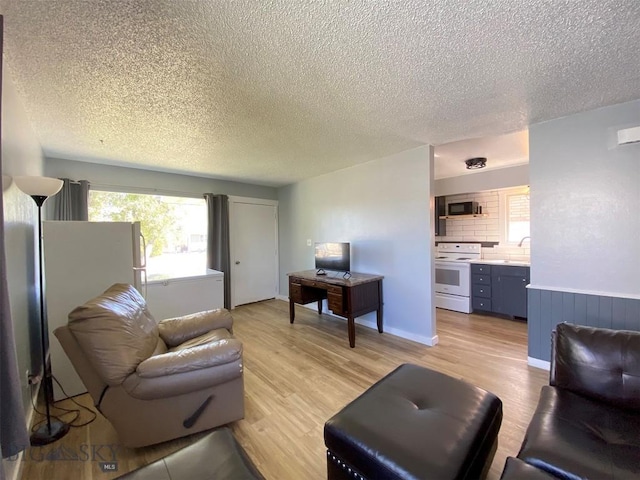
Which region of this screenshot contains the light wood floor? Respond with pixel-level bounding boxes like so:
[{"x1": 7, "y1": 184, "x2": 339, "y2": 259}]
[{"x1": 20, "y1": 300, "x2": 548, "y2": 480}]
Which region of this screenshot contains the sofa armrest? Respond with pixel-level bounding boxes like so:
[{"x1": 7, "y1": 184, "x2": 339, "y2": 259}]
[
  {"x1": 552, "y1": 322, "x2": 640, "y2": 410},
  {"x1": 136, "y1": 338, "x2": 242, "y2": 378},
  {"x1": 158, "y1": 309, "x2": 233, "y2": 347}
]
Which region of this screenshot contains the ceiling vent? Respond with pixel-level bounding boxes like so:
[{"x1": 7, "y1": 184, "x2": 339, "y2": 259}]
[{"x1": 465, "y1": 157, "x2": 487, "y2": 170}]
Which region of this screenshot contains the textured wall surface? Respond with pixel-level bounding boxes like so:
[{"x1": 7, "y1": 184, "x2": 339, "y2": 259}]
[
  {"x1": 0, "y1": 1, "x2": 639, "y2": 185},
  {"x1": 1, "y1": 62, "x2": 44, "y2": 422},
  {"x1": 529, "y1": 99, "x2": 640, "y2": 297}
]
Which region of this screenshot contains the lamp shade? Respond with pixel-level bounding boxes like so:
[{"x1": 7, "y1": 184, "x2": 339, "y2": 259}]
[{"x1": 13, "y1": 176, "x2": 63, "y2": 197}]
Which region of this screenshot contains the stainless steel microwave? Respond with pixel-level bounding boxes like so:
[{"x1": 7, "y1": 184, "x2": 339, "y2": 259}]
[{"x1": 448, "y1": 201, "x2": 478, "y2": 216}]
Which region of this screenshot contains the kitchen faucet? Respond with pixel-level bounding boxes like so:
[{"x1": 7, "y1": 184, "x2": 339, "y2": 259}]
[{"x1": 518, "y1": 236, "x2": 531, "y2": 247}]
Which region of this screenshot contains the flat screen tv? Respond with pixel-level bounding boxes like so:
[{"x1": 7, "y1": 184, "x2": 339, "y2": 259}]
[{"x1": 315, "y1": 242, "x2": 350, "y2": 274}]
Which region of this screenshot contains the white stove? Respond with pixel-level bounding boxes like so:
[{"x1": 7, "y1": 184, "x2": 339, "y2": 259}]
[{"x1": 434, "y1": 243, "x2": 481, "y2": 313}]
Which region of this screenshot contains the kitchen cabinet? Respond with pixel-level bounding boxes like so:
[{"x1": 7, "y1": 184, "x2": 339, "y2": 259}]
[
  {"x1": 435, "y1": 196, "x2": 446, "y2": 236},
  {"x1": 471, "y1": 263, "x2": 530, "y2": 318},
  {"x1": 491, "y1": 265, "x2": 529, "y2": 318}
]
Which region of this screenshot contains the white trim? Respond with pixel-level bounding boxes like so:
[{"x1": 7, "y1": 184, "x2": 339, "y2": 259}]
[
  {"x1": 300, "y1": 302, "x2": 439, "y2": 346},
  {"x1": 528, "y1": 357, "x2": 551, "y2": 371},
  {"x1": 276, "y1": 294, "x2": 288, "y2": 302},
  {"x1": 228, "y1": 195, "x2": 279, "y2": 206},
  {"x1": 90, "y1": 183, "x2": 204, "y2": 199},
  {"x1": 527, "y1": 284, "x2": 640, "y2": 300}
]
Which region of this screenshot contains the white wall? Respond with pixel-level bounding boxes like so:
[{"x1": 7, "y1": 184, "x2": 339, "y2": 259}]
[
  {"x1": 434, "y1": 164, "x2": 529, "y2": 196},
  {"x1": 45, "y1": 157, "x2": 278, "y2": 200},
  {"x1": 278, "y1": 145, "x2": 437, "y2": 345},
  {"x1": 2, "y1": 62, "x2": 44, "y2": 478},
  {"x1": 529, "y1": 99, "x2": 640, "y2": 297}
]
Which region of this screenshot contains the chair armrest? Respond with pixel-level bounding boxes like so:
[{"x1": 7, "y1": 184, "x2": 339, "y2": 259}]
[
  {"x1": 136, "y1": 338, "x2": 242, "y2": 378},
  {"x1": 158, "y1": 309, "x2": 233, "y2": 347}
]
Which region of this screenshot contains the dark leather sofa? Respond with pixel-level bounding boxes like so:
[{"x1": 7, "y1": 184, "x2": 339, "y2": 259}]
[{"x1": 501, "y1": 323, "x2": 640, "y2": 480}]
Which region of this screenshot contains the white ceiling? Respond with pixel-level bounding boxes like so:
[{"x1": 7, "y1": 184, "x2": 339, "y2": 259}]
[{"x1": 0, "y1": 1, "x2": 639, "y2": 187}]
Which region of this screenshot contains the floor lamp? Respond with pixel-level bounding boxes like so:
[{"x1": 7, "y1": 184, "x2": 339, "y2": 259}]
[{"x1": 14, "y1": 176, "x2": 69, "y2": 446}]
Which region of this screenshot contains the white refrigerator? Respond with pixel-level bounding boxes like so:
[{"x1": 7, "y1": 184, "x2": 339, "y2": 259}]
[{"x1": 43, "y1": 221, "x2": 146, "y2": 400}]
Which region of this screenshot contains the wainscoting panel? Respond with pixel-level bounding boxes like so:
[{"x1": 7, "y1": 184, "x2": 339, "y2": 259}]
[{"x1": 528, "y1": 288, "x2": 640, "y2": 361}]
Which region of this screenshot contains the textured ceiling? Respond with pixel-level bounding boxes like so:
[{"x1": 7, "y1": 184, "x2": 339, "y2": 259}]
[{"x1": 1, "y1": 1, "x2": 639, "y2": 187}]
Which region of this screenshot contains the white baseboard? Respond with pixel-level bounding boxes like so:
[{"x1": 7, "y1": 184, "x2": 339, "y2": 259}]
[
  {"x1": 276, "y1": 294, "x2": 288, "y2": 302},
  {"x1": 296, "y1": 301, "x2": 438, "y2": 347},
  {"x1": 528, "y1": 357, "x2": 551, "y2": 370}
]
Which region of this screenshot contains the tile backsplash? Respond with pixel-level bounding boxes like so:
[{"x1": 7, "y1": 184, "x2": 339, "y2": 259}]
[{"x1": 438, "y1": 190, "x2": 530, "y2": 262}]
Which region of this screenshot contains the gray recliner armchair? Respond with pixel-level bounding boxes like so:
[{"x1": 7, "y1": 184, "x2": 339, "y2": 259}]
[{"x1": 54, "y1": 283, "x2": 244, "y2": 448}]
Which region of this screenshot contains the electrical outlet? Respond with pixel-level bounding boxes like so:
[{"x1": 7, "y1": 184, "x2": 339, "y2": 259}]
[{"x1": 306, "y1": 239, "x2": 312, "y2": 246}]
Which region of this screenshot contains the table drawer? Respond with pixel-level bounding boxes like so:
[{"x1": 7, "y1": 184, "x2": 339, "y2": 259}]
[
  {"x1": 472, "y1": 284, "x2": 491, "y2": 298},
  {"x1": 472, "y1": 274, "x2": 491, "y2": 285},
  {"x1": 301, "y1": 278, "x2": 325, "y2": 288},
  {"x1": 327, "y1": 284, "x2": 343, "y2": 294},
  {"x1": 289, "y1": 283, "x2": 303, "y2": 302},
  {"x1": 472, "y1": 297, "x2": 492, "y2": 311},
  {"x1": 328, "y1": 292, "x2": 344, "y2": 313}
]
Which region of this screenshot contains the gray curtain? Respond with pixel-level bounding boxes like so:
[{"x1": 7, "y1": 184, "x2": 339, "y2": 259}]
[
  {"x1": 52, "y1": 178, "x2": 89, "y2": 220},
  {"x1": 0, "y1": 16, "x2": 30, "y2": 472},
  {"x1": 205, "y1": 194, "x2": 230, "y2": 309}
]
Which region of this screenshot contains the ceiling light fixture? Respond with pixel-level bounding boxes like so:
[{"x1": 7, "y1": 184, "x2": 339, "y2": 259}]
[{"x1": 465, "y1": 157, "x2": 487, "y2": 170}]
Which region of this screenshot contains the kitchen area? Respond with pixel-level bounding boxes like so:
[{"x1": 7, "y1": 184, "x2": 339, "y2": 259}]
[{"x1": 433, "y1": 130, "x2": 531, "y2": 320}]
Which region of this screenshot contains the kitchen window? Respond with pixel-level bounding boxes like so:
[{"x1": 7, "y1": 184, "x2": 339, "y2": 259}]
[
  {"x1": 89, "y1": 191, "x2": 207, "y2": 280},
  {"x1": 500, "y1": 188, "x2": 530, "y2": 244}
]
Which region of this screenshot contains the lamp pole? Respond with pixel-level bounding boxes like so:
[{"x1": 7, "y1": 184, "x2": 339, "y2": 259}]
[{"x1": 14, "y1": 177, "x2": 69, "y2": 445}]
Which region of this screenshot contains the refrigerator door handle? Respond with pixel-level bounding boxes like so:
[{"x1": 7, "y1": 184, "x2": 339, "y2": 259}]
[{"x1": 139, "y1": 233, "x2": 147, "y2": 268}]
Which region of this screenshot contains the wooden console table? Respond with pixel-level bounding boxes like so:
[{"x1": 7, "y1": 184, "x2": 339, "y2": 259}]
[{"x1": 288, "y1": 270, "x2": 384, "y2": 348}]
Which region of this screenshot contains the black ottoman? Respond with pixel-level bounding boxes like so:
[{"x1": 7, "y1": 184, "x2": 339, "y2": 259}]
[{"x1": 324, "y1": 364, "x2": 503, "y2": 480}]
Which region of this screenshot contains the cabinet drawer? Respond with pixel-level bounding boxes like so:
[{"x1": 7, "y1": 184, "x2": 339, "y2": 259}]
[
  {"x1": 472, "y1": 274, "x2": 491, "y2": 285},
  {"x1": 327, "y1": 284, "x2": 343, "y2": 294},
  {"x1": 492, "y1": 265, "x2": 530, "y2": 279},
  {"x1": 301, "y1": 279, "x2": 322, "y2": 288},
  {"x1": 471, "y1": 264, "x2": 491, "y2": 275},
  {"x1": 472, "y1": 284, "x2": 491, "y2": 298},
  {"x1": 289, "y1": 283, "x2": 303, "y2": 302},
  {"x1": 328, "y1": 292, "x2": 344, "y2": 313},
  {"x1": 472, "y1": 297, "x2": 492, "y2": 311}
]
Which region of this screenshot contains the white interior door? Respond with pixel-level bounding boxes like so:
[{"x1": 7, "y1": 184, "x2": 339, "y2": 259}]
[{"x1": 231, "y1": 199, "x2": 278, "y2": 307}]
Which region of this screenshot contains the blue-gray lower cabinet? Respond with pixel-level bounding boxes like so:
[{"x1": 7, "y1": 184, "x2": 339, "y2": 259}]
[
  {"x1": 492, "y1": 265, "x2": 530, "y2": 318},
  {"x1": 471, "y1": 264, "x2": 530, "y2": 318}
]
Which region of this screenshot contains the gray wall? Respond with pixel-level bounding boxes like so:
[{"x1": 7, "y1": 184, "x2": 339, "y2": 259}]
[
  {"x1": 530, "y1": 100, "x2": 640, "y2": 295},
  {"x1": 434, "y1": 164, "x2": 529, "y2": 196},
  {"x1": 528, "y1": 99, "x2": 640, "y2": 362},
  {"x1": 2, "y1": 62, "x2": 44, "y2": 439},
  {"x1": 278, "y1": 145, "x2": 438, "y2": 345},
  {"x1": 45, "y1": 157, "x2": 278, "y2": 200}
]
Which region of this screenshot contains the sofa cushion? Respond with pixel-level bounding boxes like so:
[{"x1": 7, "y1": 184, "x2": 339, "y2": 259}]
[
  {"x1": 518, "y1": 386, "x2": 640, "y2": 480},
  {"x1": 67, "y1": 283, "x2": 159, "y2": 385},
  {"x1": 552, "y1": 323, "x2": 640, "y2": 410}
]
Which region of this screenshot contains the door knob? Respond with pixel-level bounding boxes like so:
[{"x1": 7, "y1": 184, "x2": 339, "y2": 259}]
[{"x1": 235, "y1": 261, "x2": 240, "y2": 265}]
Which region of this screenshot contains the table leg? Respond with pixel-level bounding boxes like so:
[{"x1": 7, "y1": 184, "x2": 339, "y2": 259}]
[
  {"x1": 348, "y1": 317, "x2": 355, "y2": 348},
  {"x1": 377, "y1": 280, "x2": 384, "y2": 333},
  {"x1": 289, "y1": 299, "x2": 295, "y2": 324},
  {"x1": 317, "y1": 300, "x2": 323, "y2": 315}
]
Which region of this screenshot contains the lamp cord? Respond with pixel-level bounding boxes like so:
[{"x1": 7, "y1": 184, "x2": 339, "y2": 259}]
[{"x1": 29, "y1": 376, "x2": 97, "y2": 433}]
